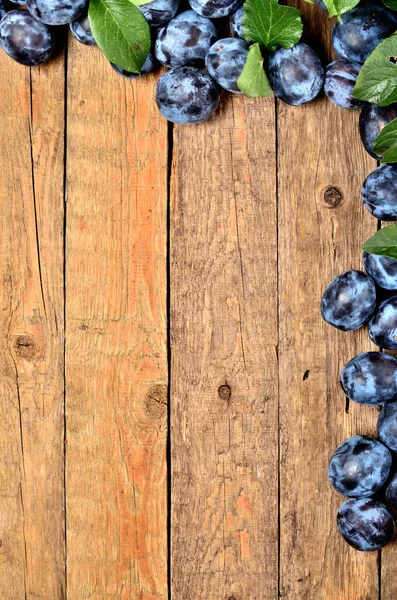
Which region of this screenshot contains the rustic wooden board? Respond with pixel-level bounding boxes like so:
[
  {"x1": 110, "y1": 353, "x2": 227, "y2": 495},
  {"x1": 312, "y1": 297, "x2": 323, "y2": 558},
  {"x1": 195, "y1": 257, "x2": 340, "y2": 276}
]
[
  {"x1": 277, "y1": 4, "x2": 379, "y2": 599},
  {"x1": 0, "y1": 6, "x2": 395, "y2": 597},
  {"x1": 170, "y1": 96, "x2": 279, "y2": 598},
  {"x1": 65, "y1": 41, "x2": 168, "y2": 598},
  {"x1": 0, "y1": 55, "x2": 66, "y2": 598}
]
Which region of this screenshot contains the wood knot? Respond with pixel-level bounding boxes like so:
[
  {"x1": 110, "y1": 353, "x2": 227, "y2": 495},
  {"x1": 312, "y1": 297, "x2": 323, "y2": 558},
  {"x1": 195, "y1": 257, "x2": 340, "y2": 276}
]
[
  {"x1": 228, "y1": 596, "x2": 237, "y2": 600},
  {"x1": 323, "y1": 187, "x2": 343, "y2": 208},
  {"x1": 218, "y1": 384, "x2": 231, "y2": 402},
  {"x1": 144, "y1": 384, "x2": 168, "y2": 419},
  {"x1": 13, "y1": 335, "x2": 36, "y2": 359}
]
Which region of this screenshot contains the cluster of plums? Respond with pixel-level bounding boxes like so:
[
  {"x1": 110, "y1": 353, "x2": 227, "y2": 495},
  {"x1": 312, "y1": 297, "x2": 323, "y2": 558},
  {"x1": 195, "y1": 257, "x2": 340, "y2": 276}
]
[
  {"x1": 322, "y1": 257, "x2": 397, "y2": 552},
  {"x1": 1, "y1": 0, "x2": 397, "y2": 123},
  {"x1": 328, "y1": 374, "x2": 397, "y2": 551},
  {"x1": 320, "y1": 16, "x2": 397, "y2": 546}
]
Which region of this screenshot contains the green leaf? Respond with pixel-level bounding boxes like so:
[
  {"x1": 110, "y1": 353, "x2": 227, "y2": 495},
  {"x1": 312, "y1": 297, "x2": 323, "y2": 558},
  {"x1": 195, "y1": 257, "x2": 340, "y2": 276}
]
[
  {"x1": 242, "y1": 0, "x2": 303, "y2": 51},
  {"x1": 320, "y1": 0, "x2": 359, "y2": 18},
  {"x1": 237, "y1": 43, "x2": 273, "y2": 97},
  {"x1": 88, "y1": 0, "x2": 151, "y2": 74},
  {"x1": 353, "y1": 34, "x2": 397, "y2": 106},
  {"x1": 383, "y1": 0, "x2": 397, "y2": 10},
  {"x1": 363, "y1": 225, "x2": 397, "y2": 260},
  {"x1": 130, "y1": 0, "x2": 152, "y2": 6},
  {"x1": 373, "y1": 117, "x2": 397, "y2": 162}
]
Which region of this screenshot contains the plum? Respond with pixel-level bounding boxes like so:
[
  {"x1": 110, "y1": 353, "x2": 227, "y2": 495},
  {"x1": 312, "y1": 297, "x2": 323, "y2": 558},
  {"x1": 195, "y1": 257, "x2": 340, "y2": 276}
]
[
  {"x1": 324, "y1": 59, "x2": 365, "y2": 109},
  {"x1": 0, "y1": 9, "x2": 55, "y2": 65},
  {"x1": 386, "y1": 472, "x2": 397, "y2": 511},
  {"x1": 138, "y1": 0, "x2": 179, "y2": 27},
  {"x1": 340, "y1": 352, "x2": 397, "y2": 406},
  {"x1": 205, "y1": 38, "x2": 248, "y2": 93},
  {"x1": 332, "y1": 4, "x2": 397, "y2": 64},
  {"x1": 188, "y1": 0, "x2": 241, "y2": 19},
  {"x1": 229, "y1": 4, "x2": 243, "y2": 38},
  {"x1": 363, "y1": 251, "x2": 397, "y2": 290},
  {"x1": 378, "y1": 401, "x2": 397, "y2": 453},
  {"x1": 320, "y1": 270, "x2": 376, "y2": 331},
  {"x1": 328, "y1": 435, "x2": 391, "y2": 498},
  {"x1": 359, "y1": 104, "x2": 397, "y2": 160},
  {"x1": 26, "y1": 0, "x2": 86, "y2": 25},
  {"x1": 337, "y1": 498, "x2": 395, "y2": 551},
  {"x1": 362, "y1": 164, "x2": 397, "y2": 221},
  {"x1": 369, "y1": 296, "x2": 397, "y2": 349},
  {"x1": 156, "y1": 66, "x2": 220, "y2": 124},
  {"x1": 70, "y1": 9, "x2": 95, "y2": 45},
  {"x1": 267, "y1": 43, "x2": 324, "y2": 106},
  {"x1": 155, "y1": 10, "x2": 217, "y2": 69}
]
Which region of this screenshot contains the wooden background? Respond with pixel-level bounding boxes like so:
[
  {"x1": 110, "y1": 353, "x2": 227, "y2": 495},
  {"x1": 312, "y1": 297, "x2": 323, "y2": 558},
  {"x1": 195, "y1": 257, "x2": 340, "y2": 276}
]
[{"x1": 0, "y1": 0, "x2": 392, "y2": 598}]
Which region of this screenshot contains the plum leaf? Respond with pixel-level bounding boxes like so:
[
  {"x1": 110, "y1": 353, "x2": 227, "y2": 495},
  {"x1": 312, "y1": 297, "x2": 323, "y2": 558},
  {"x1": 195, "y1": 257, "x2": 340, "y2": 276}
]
[
  {"x1": 237, "y1": 43, "x2": 273, "y2": 97},
  {"x1": 320, "y1": 0, "x2": 359, "y2": 18},
  {"x1": 363, "y1": 225, "x2": 397, "y2": 259},
  {"x1": 88, "y1": 0, "x2": 151, "y2": 73},
  {"x1": 353, "y1": 34, "x2": 397, "y2": 106},
  {"x1": 373, "y1": 116, "x2": 397, "y2": 162},
  {"x1": 242, "y1": 0, "x2": 302, "y2": 51}
]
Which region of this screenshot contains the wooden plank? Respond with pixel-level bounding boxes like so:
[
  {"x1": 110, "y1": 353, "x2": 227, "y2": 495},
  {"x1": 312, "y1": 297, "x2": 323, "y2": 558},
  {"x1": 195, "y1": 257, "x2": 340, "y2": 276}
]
[
  {"x1": 379, "y1": 274, "x2": 397, "y2": 593},
  {"x1": 170, "y1": 97, "x2": 278, "y2": 598},
  {"x1": 65, "y1": 40, "x2": 168, "y2": 598},
  {"x1": 0, "y1": 55, "x2": 66, "y2": 598},
  {"x1": 277, "y1": 4, "x2": 379, "y2": 599},
  {"x1": 382, "y1": 519, "x2": 397, "y2": 600}
]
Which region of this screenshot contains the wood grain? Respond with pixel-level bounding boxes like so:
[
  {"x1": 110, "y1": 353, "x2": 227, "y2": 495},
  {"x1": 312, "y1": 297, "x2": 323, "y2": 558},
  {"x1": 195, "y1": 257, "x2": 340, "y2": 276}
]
[
  {"x1": 65, "y1": 40, "x2": 168, "y2": 599},
  {"x1": 170, "y1": 96, "x2": 278, "y2": 599},
  {"x1": 277, "y1": 4, "x2": 379, "y2": 599},
  {"x1": 0, "y1": 55, "x2": 66, "y2": 598}
]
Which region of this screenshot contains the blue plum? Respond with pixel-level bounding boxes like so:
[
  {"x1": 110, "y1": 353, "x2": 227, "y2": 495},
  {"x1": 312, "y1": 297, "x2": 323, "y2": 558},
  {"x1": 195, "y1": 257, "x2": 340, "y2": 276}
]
[
  {"x1": 328, "y1": 435, "x2": 391, "y2": 498},
  {"x1": 267, "y1": 43, "x2": 324, "y2": 106},
  {"x1": 332, "y1": 5, "x2": 397, "y2": 64},
  {"x1": 189, "y1": 0, "x2": 241, "y2": 18},
  {"x1": 205, "y1": 38, "x2": 248, "y2": 93},
  {"x1": 229, "y1": 4, "x2": 243, "y2": 39},
  {"x1": 362, "y1": 165, "x2": 397, "y2": 221},
  {"x1": 378, "y1": 401, "x2": 397, "y2": 453},
  {"x1": 138, "y1": 0, "x2": 179, "y2": 27},
  {"x1": 0, "y1": 9, "x2": 55, "y2": 65},
  {"x1": 111, "y1": 51, "x2": 156, "y2": 78},
  {"x1": 324, "y1": 59, "x2": 365, "y2": 109},
  {"x1": 70, "y1": 9, "x2": 95, "y2": 45},
  {"x1": 320, "y1": 270, "x2": 376, "y2": 331},
  {"x1": 316, "y1": 0, "x2": 326, "y2": 8},
  {"x1": 369, "y1": 296, "x2": 397, "y2": 350},
  {"x1": 363, "y1": 251, "x2": 397, "y2": 290},
  {"x1": 359, "y1": 104, "x2": 397, "y2": 160},
  {"x1": 337, "y1": 498, "x2": 394, "y2": 551},
  {"x1": 156, "y1": 66, "x2": 220, "y2": 124},
  {"x1": 386, "y1": 472, "x2": 397, "y2": 511},
  {"x1": 340, "y1": 352, "x2": 397, "y2": 406},
  {"x1": 26, "y1": 0, "x2": 86, "y2": 25},
  {"x1": 155, "y1": 10, "x2": 217, "y2": 69}
]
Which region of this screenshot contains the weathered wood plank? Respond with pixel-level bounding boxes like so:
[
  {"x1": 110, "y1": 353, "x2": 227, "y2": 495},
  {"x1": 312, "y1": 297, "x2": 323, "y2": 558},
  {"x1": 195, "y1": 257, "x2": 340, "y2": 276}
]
[
  {"x1": 170, "y1": 97, "x2": 278, "y2": 599},
  {"x1": 379, "y1": 271, "x2": 397, "y2": 595},
  {"x1": 65, "y1": 40, "x2": 168, "y2": 599},
  {"x1": 278, "y1": 4, "x2": 379, "y2": 599},
  {"x1": 0, "y1": 55, "x2": 66, "y2": 597},
  {"x1": 382, "y1": 538, "x2": 397, "y2": 600}
]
